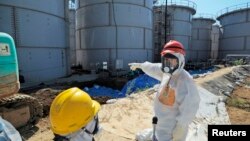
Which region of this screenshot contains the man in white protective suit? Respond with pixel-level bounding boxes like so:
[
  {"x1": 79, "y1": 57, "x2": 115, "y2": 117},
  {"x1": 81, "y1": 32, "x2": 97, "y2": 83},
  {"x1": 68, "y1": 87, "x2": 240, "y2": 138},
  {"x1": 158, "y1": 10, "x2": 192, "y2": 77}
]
[{"x1": 129, "y1": 40, "x2": 200, "y2": 141}]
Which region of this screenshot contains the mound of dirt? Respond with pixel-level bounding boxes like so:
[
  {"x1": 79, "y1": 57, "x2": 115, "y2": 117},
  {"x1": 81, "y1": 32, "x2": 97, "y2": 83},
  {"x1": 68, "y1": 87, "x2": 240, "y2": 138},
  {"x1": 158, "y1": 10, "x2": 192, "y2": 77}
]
[{"x1": 96, "y1": 89, "x2": 155, "y2": 141}]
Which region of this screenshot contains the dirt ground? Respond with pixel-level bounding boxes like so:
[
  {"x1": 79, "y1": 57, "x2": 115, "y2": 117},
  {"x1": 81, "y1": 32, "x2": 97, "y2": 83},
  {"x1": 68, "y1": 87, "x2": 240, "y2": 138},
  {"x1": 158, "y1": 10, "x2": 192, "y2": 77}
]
[
  {"x1": 19, "y1": 66, "x2": 250, "y2": 141},
  {"x1": 194, "y1": 65, "x2": 233, "y2": 84},
  {"x1": 226, "y1": 77, "x2": 250, "y2": 124}
]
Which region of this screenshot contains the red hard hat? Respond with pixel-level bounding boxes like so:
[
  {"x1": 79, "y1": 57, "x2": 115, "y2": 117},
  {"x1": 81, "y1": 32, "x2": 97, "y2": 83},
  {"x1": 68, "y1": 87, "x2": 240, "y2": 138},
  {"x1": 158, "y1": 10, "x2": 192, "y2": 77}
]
[{"x1": 161, "y1": 40, "x2": 186, "y2": 56}]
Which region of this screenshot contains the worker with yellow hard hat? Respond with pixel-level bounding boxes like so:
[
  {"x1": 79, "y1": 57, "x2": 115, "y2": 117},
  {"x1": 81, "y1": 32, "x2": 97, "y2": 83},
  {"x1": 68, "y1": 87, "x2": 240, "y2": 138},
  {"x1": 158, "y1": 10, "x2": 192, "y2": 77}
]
[{"x1": 49, "y1": 87, "x2": 101, "y2": 141}]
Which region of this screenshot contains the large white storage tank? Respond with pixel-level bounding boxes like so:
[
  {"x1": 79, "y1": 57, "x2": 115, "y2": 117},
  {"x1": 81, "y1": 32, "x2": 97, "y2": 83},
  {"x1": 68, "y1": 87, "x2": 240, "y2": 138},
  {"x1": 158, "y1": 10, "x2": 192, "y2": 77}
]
[
  {"x1": 153, "y1": 0, "x2": 196, "y2": 62},
  {"x1": 217, "y1": 2, "x2": 250, "y2": 59},
  {"x1": 76, "y1": 0, "x2": 154, "y2": 70},
  {"x1": 191, "y1": 14, "x2": 215, "y2": 61},
  {"x1": 0, "y1": 0, "x2": 68, "y2": 85}
]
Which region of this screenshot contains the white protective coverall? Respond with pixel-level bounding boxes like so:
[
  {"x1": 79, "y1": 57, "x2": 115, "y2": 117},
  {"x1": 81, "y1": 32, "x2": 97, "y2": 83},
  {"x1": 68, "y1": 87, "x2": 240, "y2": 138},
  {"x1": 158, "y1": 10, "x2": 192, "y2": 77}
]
[
  {"x1": 0, "y1": 116, "x2": 22, "y2": 141},
  {"x1": 130, "y1": 56, "x2": 200, "y2": 141}
]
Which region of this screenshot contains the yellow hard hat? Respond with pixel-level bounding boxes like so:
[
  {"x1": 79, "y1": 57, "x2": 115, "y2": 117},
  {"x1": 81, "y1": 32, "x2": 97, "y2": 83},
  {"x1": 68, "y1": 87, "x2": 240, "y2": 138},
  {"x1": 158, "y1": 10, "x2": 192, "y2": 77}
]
[{"x1": 49, "y1": 87, "x2": 100, "y2": 135}]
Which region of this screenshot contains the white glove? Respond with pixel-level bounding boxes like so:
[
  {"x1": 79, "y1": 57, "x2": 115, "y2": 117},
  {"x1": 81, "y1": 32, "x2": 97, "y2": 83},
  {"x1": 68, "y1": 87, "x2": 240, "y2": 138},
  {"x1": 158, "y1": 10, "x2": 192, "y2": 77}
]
[
  {"x1": 172, "y1": 124, "x2": 188, "y2": 141},
  {"x1": 128, "y1": 63, "x2": 142, "y2": 71}
]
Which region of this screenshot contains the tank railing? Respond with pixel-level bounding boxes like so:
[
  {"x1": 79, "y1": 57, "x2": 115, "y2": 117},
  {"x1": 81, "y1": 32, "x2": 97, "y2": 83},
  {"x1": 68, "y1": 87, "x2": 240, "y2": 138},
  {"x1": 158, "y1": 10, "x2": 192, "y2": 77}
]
[
  {"x1": 217, "y1": 2, "x2": 250, "y2": 18},
  {"x1": 193, "y1": 13, "x2": 215, "y2": 20},
  {"x1": 165, "y1": 0, "x2": 197, "y2": 11},
  {"x1": 68, "y1": 0, "x2": 76, "y2": 10}
]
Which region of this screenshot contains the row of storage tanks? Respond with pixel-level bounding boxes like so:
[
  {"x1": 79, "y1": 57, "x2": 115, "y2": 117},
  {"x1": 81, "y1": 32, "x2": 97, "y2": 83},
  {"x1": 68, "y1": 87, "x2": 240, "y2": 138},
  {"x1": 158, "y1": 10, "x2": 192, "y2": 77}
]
[{"x1": 0, "y1": 0, "x2": 250, "y2": 85}]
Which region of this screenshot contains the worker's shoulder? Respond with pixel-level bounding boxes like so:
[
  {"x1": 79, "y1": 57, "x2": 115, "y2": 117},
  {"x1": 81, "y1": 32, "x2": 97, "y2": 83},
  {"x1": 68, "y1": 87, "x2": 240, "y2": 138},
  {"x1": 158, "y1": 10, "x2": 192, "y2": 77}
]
[{"x1": 180, "y1": 69, "x2": 193, "y2": 79}]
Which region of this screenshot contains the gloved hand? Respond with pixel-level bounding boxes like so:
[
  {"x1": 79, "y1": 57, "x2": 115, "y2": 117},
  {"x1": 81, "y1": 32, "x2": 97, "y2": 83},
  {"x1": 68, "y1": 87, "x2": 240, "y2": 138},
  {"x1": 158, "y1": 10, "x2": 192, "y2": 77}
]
[
  {"x1": 128, "y1": 63, "x2": 142, "y2": 71},
  {"x1": 172, "y1": 124, "x2": 188, "y2": 141}
]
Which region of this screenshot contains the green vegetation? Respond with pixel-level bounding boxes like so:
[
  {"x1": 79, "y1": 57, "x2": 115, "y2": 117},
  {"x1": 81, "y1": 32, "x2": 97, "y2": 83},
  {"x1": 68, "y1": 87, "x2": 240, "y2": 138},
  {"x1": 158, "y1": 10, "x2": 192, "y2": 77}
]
[
  {"x1": 232, "y1": 59, "x2": 245, "y2": 66},
  {"x1": 246, "y1": 80, "x2": 250, "y2": 86},
  {"x1": 226, "y1": 96, "x2": 250, "y2": 112}
]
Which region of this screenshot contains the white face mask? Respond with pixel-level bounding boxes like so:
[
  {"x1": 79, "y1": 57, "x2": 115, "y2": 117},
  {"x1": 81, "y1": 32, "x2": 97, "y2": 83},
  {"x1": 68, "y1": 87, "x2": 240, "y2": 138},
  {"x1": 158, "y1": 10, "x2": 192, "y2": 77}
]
[
  {"x1": 161, "y1": 53, "x2": 185, "y2": 75},
  {"x1": 162, "y1": 57, "x2": 179, "y2": 74},
  {"x1": 84, "y1": 116, "x2": 100, "y2": 135},
  {"x1": 62, "y1": 116, "x2": 100, "y2": 141}
]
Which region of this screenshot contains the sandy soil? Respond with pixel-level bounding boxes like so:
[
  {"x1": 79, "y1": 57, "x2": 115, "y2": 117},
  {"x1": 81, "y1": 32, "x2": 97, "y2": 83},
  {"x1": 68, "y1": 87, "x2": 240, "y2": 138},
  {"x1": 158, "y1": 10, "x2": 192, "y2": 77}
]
[
  {"x1": 21, "y1": 117, "x2": 53, "y2": 141},
  {"x1": 195, "y1": 66, "x2": 233, "y2": 84}
]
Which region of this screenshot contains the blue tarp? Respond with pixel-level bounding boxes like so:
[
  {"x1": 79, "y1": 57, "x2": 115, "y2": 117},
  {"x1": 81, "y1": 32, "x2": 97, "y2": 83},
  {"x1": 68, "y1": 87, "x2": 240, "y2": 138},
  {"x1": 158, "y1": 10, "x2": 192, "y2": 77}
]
[
  {"x1": 84, "y1": 85, "x2": 124, "y2": 98},
  {"x1": 121, "y1": 74, "x2": 160, "y2": 95},
  {"x1": 84, "y1": 67, "x2": 215, "y2": 98},
  {"x1": 84, "y1": 74, "x2": 160, "y2": 98}
]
